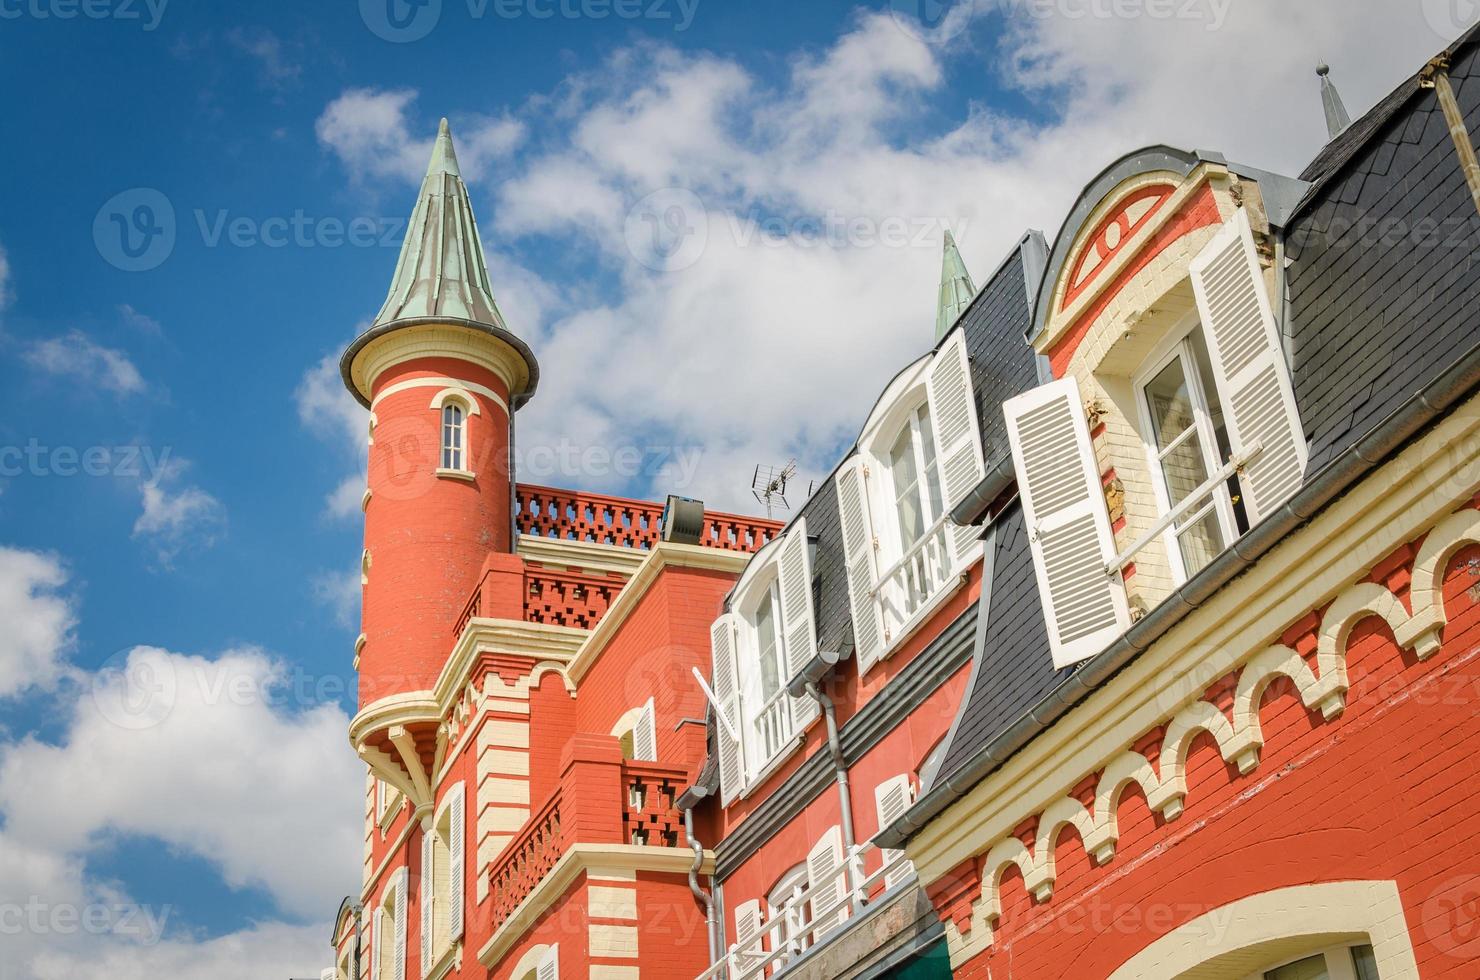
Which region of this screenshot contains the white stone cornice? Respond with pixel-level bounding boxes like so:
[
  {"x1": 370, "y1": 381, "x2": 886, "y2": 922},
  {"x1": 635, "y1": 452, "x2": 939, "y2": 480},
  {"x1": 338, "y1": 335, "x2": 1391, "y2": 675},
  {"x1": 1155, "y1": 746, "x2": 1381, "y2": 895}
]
[{"x1": 516, "y1": 534, "x2": 649, "y2": 577}]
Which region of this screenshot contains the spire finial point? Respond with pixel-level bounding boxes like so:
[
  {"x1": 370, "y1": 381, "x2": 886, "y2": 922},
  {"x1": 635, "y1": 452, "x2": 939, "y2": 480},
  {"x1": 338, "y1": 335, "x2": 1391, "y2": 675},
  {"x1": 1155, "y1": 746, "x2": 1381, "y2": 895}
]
[
  {"x1": 1317, "y1": 61, "x2": 1352, "y2": 140},
  {"x1": 935, "y1": 228, "x2": 976, "y2": 340},
  {"x1": 425, "y1": 116, "x2": 461, "y2": 178},
  {"x1": 1316, "y1": 62, "x2": 1330, "y2": 77}
]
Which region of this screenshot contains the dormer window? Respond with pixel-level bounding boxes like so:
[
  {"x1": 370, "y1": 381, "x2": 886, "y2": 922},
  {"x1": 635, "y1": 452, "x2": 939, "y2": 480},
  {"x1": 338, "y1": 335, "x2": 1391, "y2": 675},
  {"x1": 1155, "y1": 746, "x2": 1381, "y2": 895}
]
[{"x1": 710, "y1": 520, "x2": 822, "y2": 804}]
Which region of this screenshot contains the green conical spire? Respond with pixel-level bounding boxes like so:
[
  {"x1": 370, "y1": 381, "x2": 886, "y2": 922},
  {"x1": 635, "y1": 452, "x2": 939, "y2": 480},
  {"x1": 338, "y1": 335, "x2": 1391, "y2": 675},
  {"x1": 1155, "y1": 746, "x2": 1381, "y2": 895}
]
[
  {"x1": 371, "y1": 117, "x2": 504, "y2": 331},
  {"x1": 935, "y1": 229, "x2": 976, "y2": 340}
]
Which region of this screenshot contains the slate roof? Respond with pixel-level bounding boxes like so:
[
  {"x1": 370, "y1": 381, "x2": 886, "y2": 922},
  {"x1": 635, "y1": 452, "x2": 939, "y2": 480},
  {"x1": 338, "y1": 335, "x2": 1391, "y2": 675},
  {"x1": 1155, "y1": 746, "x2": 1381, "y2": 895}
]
[{"x1": 929, "y1": 26, "x2": 1480, "y2": 793}]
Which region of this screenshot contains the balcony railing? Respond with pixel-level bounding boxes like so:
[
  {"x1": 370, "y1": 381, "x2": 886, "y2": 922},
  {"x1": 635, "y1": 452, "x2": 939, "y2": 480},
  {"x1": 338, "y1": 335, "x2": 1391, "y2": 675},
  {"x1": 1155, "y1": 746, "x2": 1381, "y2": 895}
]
[
  {"x1": 694, "y1": 839, "x2": 914, "y2": 980},
  {"x1": 873, "y1": 515, "x2": 957, "y2": 645},
  {"x1": 515, "y1": 484, "x2": 781, "y2": 554},
  {"x1": 525, "y1": 567, "x2": 619, "y2": 630},
  {"x1": 486, "y1": 758, "x2": 691, "y2": 936}
]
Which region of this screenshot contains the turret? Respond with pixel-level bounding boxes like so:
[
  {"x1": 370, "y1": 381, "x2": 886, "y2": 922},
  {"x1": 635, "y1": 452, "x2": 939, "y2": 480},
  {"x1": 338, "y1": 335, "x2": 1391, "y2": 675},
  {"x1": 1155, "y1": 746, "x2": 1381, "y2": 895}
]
[{"x1": 341, "y1": 118, "x2": 538, "y2": 709}]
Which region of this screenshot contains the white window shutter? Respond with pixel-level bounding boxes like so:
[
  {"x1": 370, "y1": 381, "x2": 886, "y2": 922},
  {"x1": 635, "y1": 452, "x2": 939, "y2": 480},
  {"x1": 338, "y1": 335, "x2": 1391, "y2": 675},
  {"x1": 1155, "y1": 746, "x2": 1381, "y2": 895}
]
[
  {"x1": 926, "y1": 329, "x2": 988, "y2": 564},
  {"x1": 710, "y1": 614, "x2": 745, "y2": 805},
  {"x1": 632, "y1": 697, "x2": 658, "y2": 762},
  {"x1": 370, "y1": 913, "x2": 379, "y2": 980},
  {"x1": 873, "y1": 775, "x2": 916, "y2": 890},
  {"x1": 1190, "y1": 208, "x2": 1307, "y2": 522},
  {"x1": 732, "y1": 898, "x2": 766, "y2": 974},
  {"x1": 447, "y1": 783, "x2": 465, "y2": 942},
  {"x1": 835, "y1": 457, "x2": 884, "y2": 669},
  {"x1": 776, "y1": 519, "x2": 821, "y2": 733},
  {"x1": 392, "y1": 869, "x2": 408, "y2": 980},
  {"x1": 536, "y1": 943, "x2": 559, "y2": 980},
  {"x1": 1004, "y1": 376, "x2": 1130, "y2": 668},
  {"x1": 419, "y1": 827, "x2": 434, "y2": 971},
  {"x1": 806, "y1": 825, "x2": 849, "y2": 940}
]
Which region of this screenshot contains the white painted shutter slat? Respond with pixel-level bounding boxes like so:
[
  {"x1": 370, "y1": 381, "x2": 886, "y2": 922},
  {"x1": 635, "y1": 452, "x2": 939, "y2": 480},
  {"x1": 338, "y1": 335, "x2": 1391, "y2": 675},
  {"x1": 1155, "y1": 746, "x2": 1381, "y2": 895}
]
[
  {"x1": 370, "y1": 914, "x2": 379, "y2": 980},
  {"x1": 873, "y1": 775, "x2": 916, "y2": 890},
  {"x1": 392, "y1": 869, "x2": 408, "y2": 980},
  {"x1": 927, "y1": 330, "x2": 988, "y2": 564},
  {"x1": 732, "y1": 898, "x2": 765, "y2": 974},
  {"x1": 1004, "y1": 376, "x2": 1130, "y2": 668},
  {"x1": 711, "y1": 614, "x2": 745, "y2": 805},
  {"x1": 835, "y1": 457, "x2": 884, "y2": 669},
  {"x1": 448, "y1": 783, "x2": 465, "y2": 942},
  {"x1": 776, "y1": 519, "x2": 821, "y2": 733},
  {"x1": 536, "y1": 943, "x2": 559, "y2": 980},
  {"x1": 806, "y1": 825, "x2": 849, "y2": 940},
  {"x1": 1190, "y1": 209, "x2": 1306, "y2": 522},
  {"x1": 633, "y1": 697, "x2": 658, "y2": 762},
  {"x1": 419, "y1": 827, "x2": 434, "y2": 971}
]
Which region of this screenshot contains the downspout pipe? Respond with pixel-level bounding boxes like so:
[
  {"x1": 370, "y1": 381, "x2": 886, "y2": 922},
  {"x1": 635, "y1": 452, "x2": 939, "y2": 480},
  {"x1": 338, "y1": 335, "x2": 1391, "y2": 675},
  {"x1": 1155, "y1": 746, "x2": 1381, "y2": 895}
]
[
  {"x1": 681, "y1": 805, "x2": 721, "y2": 966},
  {"x1": 804, "y1": 680, "x2": 857, "y2": 855}
]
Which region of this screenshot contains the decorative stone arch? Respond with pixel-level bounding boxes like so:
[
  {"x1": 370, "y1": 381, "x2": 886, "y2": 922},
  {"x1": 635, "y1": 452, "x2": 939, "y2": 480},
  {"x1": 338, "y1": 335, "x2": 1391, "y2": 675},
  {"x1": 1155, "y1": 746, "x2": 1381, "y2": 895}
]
[
  {"x1": 1150, "y1": 699, "x2": 1242, "y2": 818},
  {"x1": 1107, "y1": 880, "x2": 1419, "y2": 979},
  {"x1": 979, "y1": 837, "x2": 1043, "y2": 925},
  {"x1": 1088, "y1": 751, "x2": 1160, "y2": 864},
  {"x1": 509, "y1": 943, "x2": 555, "y2": 980},
  {"x1": 1033, "y1": 797, "x2": 1098, "y2": 884},
  {"x1": 1226, "y1": 644, "x2": 1322, "y2": 770},
  {"x1": 1398, "y1": 508, "x2": 1480, "y2": 657},
  {"x1": 428, "y1": 386, "x2": 483, "y2": 416},
  {"x1": 529, "y1": 660, "x2": 576, "y2": 696}
]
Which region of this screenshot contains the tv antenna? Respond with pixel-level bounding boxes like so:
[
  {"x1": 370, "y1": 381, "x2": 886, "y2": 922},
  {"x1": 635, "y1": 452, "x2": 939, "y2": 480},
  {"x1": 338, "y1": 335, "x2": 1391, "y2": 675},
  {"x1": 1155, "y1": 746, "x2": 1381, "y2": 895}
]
[{"x1": 752, "y1": 459, "x2": 799, "y2": 518}]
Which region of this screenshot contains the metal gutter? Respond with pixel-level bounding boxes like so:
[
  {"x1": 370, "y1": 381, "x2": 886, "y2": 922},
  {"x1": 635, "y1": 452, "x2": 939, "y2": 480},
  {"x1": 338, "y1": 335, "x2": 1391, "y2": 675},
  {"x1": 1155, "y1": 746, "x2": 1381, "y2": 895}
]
[
  {"x1": 879, "y1": 338, "x2": 1480, "y2": 850},
  {"x1": 946, "y1": 455, "x2": 1016, "y2": 530}
]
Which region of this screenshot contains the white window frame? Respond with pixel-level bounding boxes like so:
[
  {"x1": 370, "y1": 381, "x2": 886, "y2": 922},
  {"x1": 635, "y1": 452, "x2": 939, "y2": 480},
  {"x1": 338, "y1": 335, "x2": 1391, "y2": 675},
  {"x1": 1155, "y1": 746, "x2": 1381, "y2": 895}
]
[
  {"x1": 428, "y1": 388, "x2": 479, "y2": 480},
  {"x1": 851, "y1": 353, "x2": 976, "y2": 666},
  {"x1": 1132, "y1": 318, "x2": 1243, "y2": 584},
  {"x1": 735, "y1": 569, "x2": 796, "y2": 779},
  {"x1": 1237, "y1": 942, "x2": 1377, "y2": 980}
]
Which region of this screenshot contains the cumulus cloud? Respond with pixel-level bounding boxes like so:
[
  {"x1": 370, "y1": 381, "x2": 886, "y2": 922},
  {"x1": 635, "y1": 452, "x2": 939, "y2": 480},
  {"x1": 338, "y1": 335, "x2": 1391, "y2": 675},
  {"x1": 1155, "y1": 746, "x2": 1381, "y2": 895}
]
[
  {"x1": 22, "y1": 330, "x2": 146, "y2": 397},
  {"x1": 225, "y1": 26, "x2": 301, "y2": 91},
  {"x1": 117, "y1": 304, "x2": 164, "y2": 338},
  {"x1": 0, "y1": 547, "x2": 76, "y2": 697},
  {"x1": 133, "y1": 459, "x2": 226, "y2": 568},
  {"x1": 316, "y1": 88, "x2": 525, "y2": 184},
  {"x1": 312, "y1": 566, "x2": 362, "y2": 627},
  {"x1": 295, "y1": 351, "x2": 369, "y2": 521},
  {"x1": 0, "y1": 649, "x2": 353, "y2": 977}
]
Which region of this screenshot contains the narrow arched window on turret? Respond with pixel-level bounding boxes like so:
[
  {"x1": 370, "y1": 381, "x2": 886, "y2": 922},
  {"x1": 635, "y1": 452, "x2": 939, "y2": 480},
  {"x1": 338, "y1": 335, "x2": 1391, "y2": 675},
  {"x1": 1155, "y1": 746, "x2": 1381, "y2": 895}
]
[{"x1": 441, "y1": 404, "x2": 465, "y2": 471}]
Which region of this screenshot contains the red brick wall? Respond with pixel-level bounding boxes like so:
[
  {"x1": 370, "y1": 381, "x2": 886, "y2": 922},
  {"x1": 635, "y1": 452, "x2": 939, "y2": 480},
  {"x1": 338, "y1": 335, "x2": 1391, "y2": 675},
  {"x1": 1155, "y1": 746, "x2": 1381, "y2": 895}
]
[{"x1": 942, "y1": 529, "x2": 1480, "y2": 979}]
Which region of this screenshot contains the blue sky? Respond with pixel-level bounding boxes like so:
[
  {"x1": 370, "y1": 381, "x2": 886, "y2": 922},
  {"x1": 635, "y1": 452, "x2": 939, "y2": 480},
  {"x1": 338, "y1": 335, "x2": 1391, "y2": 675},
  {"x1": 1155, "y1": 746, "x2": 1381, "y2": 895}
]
[{"x1": 0, "y1": 0, "x2": 1468, "y2": 975}]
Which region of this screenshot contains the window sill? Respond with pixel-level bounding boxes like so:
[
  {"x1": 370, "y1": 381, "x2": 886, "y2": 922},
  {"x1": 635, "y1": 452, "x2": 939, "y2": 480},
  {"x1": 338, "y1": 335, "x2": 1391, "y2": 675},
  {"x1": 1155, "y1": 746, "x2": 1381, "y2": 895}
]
[
  {"x1": 425, "y1": 941, "x2": 461, "y2": 980},
  {"x1": 435, "y1": 468, "x2": 476, "y2": 482},
  {"x1": 739, "y1": 731, "x2": 807, "y2": 801}
]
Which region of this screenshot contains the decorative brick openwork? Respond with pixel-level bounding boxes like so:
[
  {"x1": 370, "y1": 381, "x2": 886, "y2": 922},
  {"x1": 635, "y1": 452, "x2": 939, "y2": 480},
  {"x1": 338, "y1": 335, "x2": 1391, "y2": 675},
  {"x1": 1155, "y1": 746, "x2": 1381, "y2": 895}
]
[
  {"x1": 515, "y1": 483, "x2": 781, "y2": 553},
  {"x1": 524, "y1": 567, "x2": 619, "y2": 629},
  {"x1": 488, "y1": 791, "x2": 563, "y2": 934},
  {"x1": 621, "y1": 761, "x2": 687, "y2": 849}
]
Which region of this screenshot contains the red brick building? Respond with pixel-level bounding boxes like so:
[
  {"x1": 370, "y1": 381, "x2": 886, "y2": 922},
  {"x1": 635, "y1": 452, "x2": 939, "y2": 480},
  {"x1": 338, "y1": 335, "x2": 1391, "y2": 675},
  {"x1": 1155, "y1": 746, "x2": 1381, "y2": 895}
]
[{"x1": 330, "y1": 25, "x2": 1480, "y2": 980}]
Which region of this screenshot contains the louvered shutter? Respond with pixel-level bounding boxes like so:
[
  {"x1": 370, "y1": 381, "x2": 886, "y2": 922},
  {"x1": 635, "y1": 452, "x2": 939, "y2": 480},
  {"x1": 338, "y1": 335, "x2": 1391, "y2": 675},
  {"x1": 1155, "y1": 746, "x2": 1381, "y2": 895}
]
[
  {"x1": 370, "y1": 913, "x2": 379, "y2": 980},
  {"x1": 873, "y1": 775, "x2": 916, "y2": 890},
  {"x1": 927, "y1": 329, "x2": 988, "y2": 564},
  {"x1": 1004, "y1": 376, "x2": 1130, "y2": 668},
  {"x1": 732, "y1": 898, "x2": 765, "y2": 974},
  {"x1": 835, "y1": 457, "x2": 884, "y2": 669},
  {"x1": 632, "y1": 697, "x2": 658, "y2": 762},
  {"x1": 806, "y1": 825, "x2": 849, "y2": 940},
  {"x1": 419, "y1": 827, "x2": 434, "y2": 971},
  {"x1": 1190, "y1": 209, "x2": 1306, "y2": 522},
  {"x1": 711, "y1": 614, "x2": 745, "y2": 805},
  {"x1": 392, "y1": 869, "x2": 408, "y2": 980},
  {"x1": 536, "y1": 943, "x2": 559, "y2": 980},
  {"x1": 776, "y1": 520, "x2": 821, "y2": 733},
  {"x1": 447, "y1": 783, "x2": 465, "y2": 942}
]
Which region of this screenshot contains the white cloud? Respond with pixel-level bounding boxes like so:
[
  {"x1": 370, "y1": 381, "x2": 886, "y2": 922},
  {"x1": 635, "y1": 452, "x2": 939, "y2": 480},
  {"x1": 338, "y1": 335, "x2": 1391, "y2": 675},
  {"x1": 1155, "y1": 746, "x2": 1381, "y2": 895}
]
[
  {"x1": 133, "y1": 459, "x2": 226, "y2": 568},
  {"x1": 117, "y1": 304, "x2": 163, "y2": 338},
  {"x1": 0, "y1": 577, "x2": 355, "y2": 979},
  {"x1": 312, "y1": 566, "x2": 361, "y2": 627},
  {"x1": 0, "y1": 547, "x2": 76, "y2": 697},
  {"x1": 23, "y1": 330, "x2": 146, "y2": 397},
  {"x1": 0, "y1": 240, "x2": 11, "y2": 311},
  {"x1": 316, "y1": 88, "x2": 525, "y2": 184},
  {"x1": 295, "y1": 352, "x2": 368, "y2": 521},
  {"x1": 226, "y1": 26, "x2": 301, "y2": 90}
]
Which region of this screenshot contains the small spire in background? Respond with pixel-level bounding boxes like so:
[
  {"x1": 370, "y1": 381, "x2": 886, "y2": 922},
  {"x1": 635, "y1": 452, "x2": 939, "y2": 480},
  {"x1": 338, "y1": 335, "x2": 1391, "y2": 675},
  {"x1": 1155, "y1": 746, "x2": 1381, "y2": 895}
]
[
  {"x1": 1318, "y1": 62, "x2": 1352, "y2": 140},
  {"x1": 936, "y1": 229, "x2": 976, "y2": 341}
]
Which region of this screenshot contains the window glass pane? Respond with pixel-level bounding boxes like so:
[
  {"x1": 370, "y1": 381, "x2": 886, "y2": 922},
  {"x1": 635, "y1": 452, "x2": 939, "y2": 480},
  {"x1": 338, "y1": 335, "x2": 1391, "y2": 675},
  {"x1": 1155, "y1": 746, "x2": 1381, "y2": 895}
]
[
  {"x1": 1175, "y1": 503, "x2": 1225, "y2": 576},
  {"x1": 1350, "y1": 944, "x2": 1379, "y2": 980},
  {"x1": 1264, "y1": 953, "x2": 1329, "y2": 980},
  {"x1": 1160, "y1": 430, "x2": 1212, "y2": 507},
  {"x1": 916, "y1": 405, "x2": 944, "y2": 522},
  {"x1": 890, "y1": 423, "x2": 925, "y2": 545},
  {"x1": 755, "y1": 590, "x2": 781, "y2": 700},
  {"x1": 1188, "y1": 327, "x2": 1231, "y2": 458},
  {"x1": 1144, "y1": 355, "x2": 1197, "y2": 451}
]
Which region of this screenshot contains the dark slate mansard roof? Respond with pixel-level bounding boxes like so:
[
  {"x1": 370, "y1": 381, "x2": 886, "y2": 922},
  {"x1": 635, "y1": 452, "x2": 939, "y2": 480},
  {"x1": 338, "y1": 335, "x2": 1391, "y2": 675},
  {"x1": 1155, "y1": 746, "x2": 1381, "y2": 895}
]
[{"x1": 890, "y1": 23, "x2": 1480, "y2": 844}]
